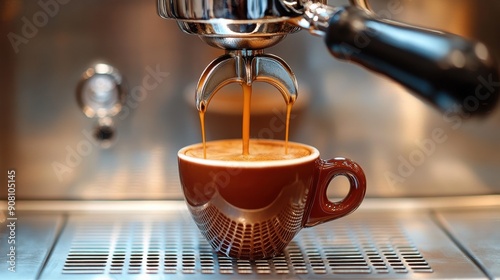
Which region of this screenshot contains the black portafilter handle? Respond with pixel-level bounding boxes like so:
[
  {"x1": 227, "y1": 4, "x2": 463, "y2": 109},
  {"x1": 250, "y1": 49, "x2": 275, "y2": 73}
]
[{"x1": 324, "y1": 6, "x2": 500, "y2": 117}]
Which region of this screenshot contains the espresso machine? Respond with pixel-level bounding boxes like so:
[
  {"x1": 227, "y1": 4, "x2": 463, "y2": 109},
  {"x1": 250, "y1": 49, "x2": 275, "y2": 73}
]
[{"x1": 1, "y1": 0, "x2": 500, "y2": 279}]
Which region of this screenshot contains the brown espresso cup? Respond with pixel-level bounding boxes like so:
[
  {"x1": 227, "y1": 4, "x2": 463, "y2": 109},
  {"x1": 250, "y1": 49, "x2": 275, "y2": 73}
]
[{"x1": 177, "y1": 139, "x2": 366, "y2": 260}]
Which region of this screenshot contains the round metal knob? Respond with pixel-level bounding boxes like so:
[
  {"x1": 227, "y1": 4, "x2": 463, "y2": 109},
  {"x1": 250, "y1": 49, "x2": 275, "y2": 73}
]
[{"x1": 76, "y1": 63, "x2": 126, "y2": 118}]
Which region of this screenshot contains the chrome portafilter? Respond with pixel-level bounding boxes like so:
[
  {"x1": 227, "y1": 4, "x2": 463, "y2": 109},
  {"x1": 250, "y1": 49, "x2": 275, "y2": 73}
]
[
  {"x1": 157, "y1": 0, "x2": 324, "y2": 50},
  {"x1": 157, "y1": 0, "x2": 318, "y2": 111},
  {"x1": 158, "y1": 0, "x2": 499, "y2": 116}
]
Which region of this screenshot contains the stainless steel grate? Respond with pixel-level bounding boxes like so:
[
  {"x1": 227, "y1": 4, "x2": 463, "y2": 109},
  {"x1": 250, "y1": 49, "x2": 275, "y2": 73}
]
[
  {"x1": 54, "y1": 213, "x2": 433, "y2": 278},
  {"x1": 38, "y1": 206, "x2": 493, "y2": 279}
]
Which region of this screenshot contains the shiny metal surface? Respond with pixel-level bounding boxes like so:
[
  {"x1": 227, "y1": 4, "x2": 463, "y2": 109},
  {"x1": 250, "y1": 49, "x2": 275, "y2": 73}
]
[
  {"x1": 0, "y1": 213, "x2": 64, "y2": 279},
  {"x1": 288, "y1": 2, "x2": 340, "y2": 37},
  {"x1": 0, "y1": 201, "x2": 488, "y2": 279},
  {"x1": 75, "y1": 63, "x2": 127, "y2": 148},
  {"x1": 196, "y1": 50, "x2": 298, "y2": 112},
  {"x1": 176, "y1": 21, "x2": 295, "y2": 49},
  {"x1": 183, "y1": 23, "x2": 294, "y2": 50},
  {"x1": 157, "y1": 0, "x2": 326, "y2": 49},
  {"x1": 46, "y1": 211, "x2": 440, "y2": 278},
  {"x1": 76, "y1": 63, "x2": 127, "y2": 119},
  {"x1": 435, "y1": 208, "x2": 500, "y2": 280},
  {"x1": 1, "y1": 200, "x2": 499, "y2": 279},
  {"x1": 1, "y1": 0, "x2": 500, "y2": 199},
  {"x1": 158, "y1": 0, "x2": 299, "y2": 20}
]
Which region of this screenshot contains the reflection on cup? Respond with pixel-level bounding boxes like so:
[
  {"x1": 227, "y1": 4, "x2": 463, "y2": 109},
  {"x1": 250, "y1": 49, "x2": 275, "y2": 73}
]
[{"x1": 178, "y1": 139, "x2": 366, "y2": 259}]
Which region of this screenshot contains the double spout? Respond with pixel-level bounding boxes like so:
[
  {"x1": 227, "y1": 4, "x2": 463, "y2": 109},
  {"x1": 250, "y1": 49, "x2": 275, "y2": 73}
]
[{"x1": 196, "y1": 50, "x2": 298, "y2": 113}]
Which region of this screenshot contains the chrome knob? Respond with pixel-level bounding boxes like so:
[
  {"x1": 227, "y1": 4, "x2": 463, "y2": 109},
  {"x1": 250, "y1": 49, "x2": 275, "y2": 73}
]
[
  {"x1": 76, "y1": 63, "x2": 126, "y2": 118},
  {"x1": 76, "y1": 63, "x2": 127, "y2": 148}
]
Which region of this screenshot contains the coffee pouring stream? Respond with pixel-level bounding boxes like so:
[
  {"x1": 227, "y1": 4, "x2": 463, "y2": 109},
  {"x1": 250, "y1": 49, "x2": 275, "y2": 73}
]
[
  {"x1": 158, "y1": 0, "x2": 500, "y2": 117},
  {"x1": 195, "y1": 49, "x2": 297, "y2": 155}
]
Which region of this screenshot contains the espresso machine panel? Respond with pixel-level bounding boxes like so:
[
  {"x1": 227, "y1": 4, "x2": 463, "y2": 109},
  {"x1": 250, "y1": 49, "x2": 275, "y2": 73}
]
[{"x1": 1, "y1": 0, "x2": 500, "y2": 279}]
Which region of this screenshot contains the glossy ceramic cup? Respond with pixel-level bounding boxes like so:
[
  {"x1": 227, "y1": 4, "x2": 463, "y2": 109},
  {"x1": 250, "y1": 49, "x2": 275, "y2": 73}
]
[{"x1": 178, "y1": 139, "x2": 366, "y2": 259}]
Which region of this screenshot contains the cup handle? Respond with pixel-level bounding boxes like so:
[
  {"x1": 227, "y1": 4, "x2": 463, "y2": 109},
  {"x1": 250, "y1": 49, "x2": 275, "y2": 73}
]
[{"x1": 305, "y1": 157, "x2": 367, "y2": 227}]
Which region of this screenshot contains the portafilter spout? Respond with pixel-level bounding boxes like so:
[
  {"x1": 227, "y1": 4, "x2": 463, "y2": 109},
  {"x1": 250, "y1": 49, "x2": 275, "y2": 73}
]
[{"x1": 196, "y1": 50, "x2": 298, "y2": 112}]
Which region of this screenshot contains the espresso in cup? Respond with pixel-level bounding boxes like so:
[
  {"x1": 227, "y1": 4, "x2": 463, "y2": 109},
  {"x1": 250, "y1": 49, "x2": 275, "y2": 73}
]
[
  {"x1": 178, "y1": 139, "x2": 366, "y2": 260},
  {"x1": 184, "y1": 138, "x2": 310, "y2": 161}
]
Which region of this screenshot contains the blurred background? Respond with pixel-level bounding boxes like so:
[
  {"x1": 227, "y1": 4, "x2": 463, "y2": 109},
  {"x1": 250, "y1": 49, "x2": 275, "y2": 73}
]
[{"x1": 1, "y1": 0, "x2": 499, "y2": 200}]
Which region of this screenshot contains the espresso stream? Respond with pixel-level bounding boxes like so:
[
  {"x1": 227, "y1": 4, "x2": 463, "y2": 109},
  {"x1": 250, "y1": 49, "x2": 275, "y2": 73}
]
[{"x1": 199, "y1": 84, "x2": 294, "y2": 158}]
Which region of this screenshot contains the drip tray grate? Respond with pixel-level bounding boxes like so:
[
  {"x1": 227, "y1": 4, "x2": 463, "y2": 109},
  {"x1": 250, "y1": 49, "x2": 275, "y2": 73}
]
[
  {"x1": 39, "y1": 210, "x2": 450, "y2": 279},
  {"x1": 60, "y1": 220, "x2": 432, "y2": 276}
]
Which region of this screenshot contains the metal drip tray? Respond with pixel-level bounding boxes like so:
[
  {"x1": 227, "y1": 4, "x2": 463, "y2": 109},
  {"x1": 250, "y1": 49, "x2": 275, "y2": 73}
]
[
  {"x1": 24, "y1": 201, "x2": 485, "y2": 280},
  {"x1": 2, "y1": 200, "x2": 499, "y2": 279},
  {"x1": 51, "y1": 214, "x2": 432, "y2": 278}
]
